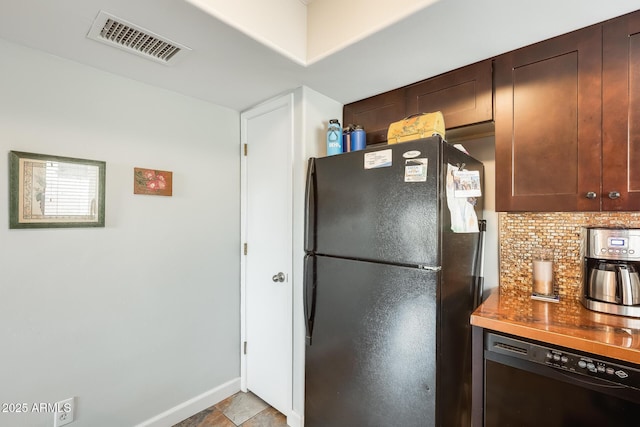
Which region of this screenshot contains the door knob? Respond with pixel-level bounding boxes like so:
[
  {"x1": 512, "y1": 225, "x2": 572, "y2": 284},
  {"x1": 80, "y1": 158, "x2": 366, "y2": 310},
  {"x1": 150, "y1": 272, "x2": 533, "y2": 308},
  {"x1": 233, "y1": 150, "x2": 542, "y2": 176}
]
[
  {"x1": 585, "y1": 191, "x2": 597, "y2": 199},
  {"x1": 608, "y1": 191, "x2": 621, "y2": 200},
  {"x1": 272, "y1": 272, "x2": 285, "y2": 283}
]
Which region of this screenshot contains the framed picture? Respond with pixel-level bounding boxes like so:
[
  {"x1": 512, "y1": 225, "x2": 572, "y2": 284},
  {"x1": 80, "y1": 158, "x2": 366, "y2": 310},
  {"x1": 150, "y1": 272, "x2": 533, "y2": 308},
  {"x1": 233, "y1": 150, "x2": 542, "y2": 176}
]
[
  {"x1": 133, "y1": 167, "x2": 173, "y2": 196},
  {"x1": 9, "y1": 151, "x2": 106, "y2": 228}
]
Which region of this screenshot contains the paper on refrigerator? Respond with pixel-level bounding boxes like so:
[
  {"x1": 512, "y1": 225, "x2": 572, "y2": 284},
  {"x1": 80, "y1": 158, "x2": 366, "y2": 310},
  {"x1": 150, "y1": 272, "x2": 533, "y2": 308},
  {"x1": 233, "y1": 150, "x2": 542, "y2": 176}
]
[{"x1": 446, "y1": 163, "x2": 480, "y2": 233}]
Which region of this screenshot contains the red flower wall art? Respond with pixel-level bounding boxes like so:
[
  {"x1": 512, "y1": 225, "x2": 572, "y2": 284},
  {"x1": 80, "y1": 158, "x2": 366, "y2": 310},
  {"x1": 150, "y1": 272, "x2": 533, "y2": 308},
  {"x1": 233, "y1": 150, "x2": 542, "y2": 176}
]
[{"x1": 134, "y1": 168, "x2": 173, "y2": 196}]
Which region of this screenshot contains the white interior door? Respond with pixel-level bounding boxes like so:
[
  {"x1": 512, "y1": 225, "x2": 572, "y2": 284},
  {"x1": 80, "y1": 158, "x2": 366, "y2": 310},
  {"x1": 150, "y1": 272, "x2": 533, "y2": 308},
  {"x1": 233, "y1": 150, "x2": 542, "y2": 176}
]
[{"x1": 241, "y1": 94, "x2": 293, "y2": 417}]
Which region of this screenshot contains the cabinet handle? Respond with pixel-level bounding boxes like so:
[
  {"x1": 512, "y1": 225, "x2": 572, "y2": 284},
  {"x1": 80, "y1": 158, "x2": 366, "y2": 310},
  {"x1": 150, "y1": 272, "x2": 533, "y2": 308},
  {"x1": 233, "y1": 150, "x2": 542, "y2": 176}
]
[
  {"x1": 585, "y1": 192, "x2": 597, "y2": 199},
  {"x1": 608, "y1": 191, "x2": 621, "y2": 200}
]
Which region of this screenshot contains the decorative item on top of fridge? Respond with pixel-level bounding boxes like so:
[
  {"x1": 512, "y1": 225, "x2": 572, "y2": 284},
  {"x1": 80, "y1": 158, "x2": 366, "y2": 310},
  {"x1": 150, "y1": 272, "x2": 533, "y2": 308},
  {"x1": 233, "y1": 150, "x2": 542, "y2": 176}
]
[{"x1": 387, "y1": 111, "x2": 446, "y2": 144}]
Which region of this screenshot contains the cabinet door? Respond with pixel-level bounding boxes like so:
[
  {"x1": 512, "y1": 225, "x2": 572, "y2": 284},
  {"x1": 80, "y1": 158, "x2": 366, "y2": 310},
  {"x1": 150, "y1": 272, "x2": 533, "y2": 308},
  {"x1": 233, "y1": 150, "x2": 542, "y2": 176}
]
[
  {"x1": 495, "y1": 26, "x2": 602, "y2": 212},
  {"x1": 603, "y1": 11, "x2": 640, "y2": 211},
  {"x1": 342, "y1": 88, "x2": 405, "y2": 146},
  {"x1": 405, "y1": 60, "x2": 493, "y2": 129}
]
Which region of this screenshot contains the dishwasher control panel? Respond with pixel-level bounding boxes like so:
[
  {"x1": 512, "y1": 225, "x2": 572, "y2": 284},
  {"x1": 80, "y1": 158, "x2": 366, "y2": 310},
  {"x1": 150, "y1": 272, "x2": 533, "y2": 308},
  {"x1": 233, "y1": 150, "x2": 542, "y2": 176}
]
[{"x1": 486, "y1": 332, "x2": 640, "y2": 390}]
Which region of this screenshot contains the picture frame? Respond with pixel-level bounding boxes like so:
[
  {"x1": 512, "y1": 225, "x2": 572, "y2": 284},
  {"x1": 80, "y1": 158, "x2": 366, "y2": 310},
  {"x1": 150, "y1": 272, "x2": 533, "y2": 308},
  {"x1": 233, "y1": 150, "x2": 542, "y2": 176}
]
[
  {"x1": 9, "y1": 151, "x2": 106, "y2": 228},
  {"x1": 133, "y1": 167, "x2": 173, "y2": 196}
]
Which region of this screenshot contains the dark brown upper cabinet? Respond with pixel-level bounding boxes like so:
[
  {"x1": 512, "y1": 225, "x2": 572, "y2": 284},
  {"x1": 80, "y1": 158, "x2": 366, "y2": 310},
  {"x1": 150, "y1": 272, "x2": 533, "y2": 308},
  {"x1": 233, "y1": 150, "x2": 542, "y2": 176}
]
[
  {"x1": 602, "y1": 11, "x2": 640, "y2": 211},
  {"x1": 343, "y1": 60, "x2": 493, "y2": 146},
  {"x1": 496, "y1": 9, "x2": 640, "y2": 212},
  {"x1": 494, "y1": 25, "x2": 603, "y2": 212},
  {"x1": 405, "y1": 60, "x2": 493, "y2": 129},
  {"x1": 343, "y1": 88, "x2": 406, "y2": 146}
]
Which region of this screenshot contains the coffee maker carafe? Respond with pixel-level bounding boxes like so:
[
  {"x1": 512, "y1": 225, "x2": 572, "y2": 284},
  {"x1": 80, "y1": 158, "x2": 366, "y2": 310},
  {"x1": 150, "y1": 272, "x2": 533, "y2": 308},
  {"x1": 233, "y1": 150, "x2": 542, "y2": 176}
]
[{"x1": 582, "y1": 227, "x2": 640, "y2": 318}]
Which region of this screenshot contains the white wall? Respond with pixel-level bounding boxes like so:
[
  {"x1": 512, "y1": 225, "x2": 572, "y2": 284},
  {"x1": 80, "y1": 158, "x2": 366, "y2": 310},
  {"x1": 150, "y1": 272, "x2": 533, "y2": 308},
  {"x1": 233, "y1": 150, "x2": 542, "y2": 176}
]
[
  {"x1": 185, "y1": 0, "x2": 307, "y2": 64},
  {"x1": 291, "y1": 87, "x2": 342, "y2": 426},
  {"x1": 0, "y1": 39, "x2": 241, "y2": 427},
  {"x1": 185, "y1": 0, "x2": 440, "y2": 66},
  {"x1": 306, "y1": 0, "x2": 439, "y2": 63}
]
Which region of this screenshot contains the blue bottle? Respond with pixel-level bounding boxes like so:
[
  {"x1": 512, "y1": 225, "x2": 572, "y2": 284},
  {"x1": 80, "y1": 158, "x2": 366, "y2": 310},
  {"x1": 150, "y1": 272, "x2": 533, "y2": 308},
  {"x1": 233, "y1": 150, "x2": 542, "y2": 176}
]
[
  {"x1": 351, "y1": 125, "x2": 366, "y2": 151},
  {"x1": 342, "y1": 125, "x2": 353, "y2": 153},
  {"x1": 326, "y1": 119, "x2": 343, "y2": 156}
]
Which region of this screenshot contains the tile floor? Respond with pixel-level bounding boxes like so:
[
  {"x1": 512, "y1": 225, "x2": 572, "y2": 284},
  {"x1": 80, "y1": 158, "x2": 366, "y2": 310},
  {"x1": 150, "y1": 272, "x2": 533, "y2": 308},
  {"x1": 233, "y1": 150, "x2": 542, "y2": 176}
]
[{"x1": 173, "y1": 391, "x2": 287, "y2": 427}]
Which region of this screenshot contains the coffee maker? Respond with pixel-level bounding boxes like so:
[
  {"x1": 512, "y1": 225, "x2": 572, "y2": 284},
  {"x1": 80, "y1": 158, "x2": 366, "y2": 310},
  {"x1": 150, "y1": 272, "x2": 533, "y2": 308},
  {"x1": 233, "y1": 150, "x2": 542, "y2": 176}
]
[{"x1": 582, "y1": 227, "x2": 640, "y2": 318}]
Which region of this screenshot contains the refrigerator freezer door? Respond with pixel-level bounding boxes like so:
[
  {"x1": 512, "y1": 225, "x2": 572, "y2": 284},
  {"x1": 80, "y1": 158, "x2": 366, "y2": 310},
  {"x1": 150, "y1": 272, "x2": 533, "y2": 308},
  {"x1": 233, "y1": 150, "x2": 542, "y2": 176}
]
[
  {"x1": 304, "y1": 256, "x2": 437, "y2": 427},
  {"x1": 309, "y1": 137, "x2": 441, "y2": 266}
]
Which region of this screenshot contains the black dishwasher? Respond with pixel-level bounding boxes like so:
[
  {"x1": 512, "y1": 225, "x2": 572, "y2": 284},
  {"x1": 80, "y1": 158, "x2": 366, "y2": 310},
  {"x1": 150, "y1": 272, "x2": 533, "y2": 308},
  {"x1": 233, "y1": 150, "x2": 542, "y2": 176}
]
[{"x1": 483, "y1": 332, "x2": 640, "y2": 426}]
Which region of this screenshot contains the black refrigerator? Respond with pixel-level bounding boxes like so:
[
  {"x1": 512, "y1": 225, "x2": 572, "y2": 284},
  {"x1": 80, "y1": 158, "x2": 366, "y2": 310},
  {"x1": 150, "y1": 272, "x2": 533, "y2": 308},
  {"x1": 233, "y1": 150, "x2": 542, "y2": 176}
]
[{"x1": 303, "y1": 136, "x2": 484, "y2": 427}]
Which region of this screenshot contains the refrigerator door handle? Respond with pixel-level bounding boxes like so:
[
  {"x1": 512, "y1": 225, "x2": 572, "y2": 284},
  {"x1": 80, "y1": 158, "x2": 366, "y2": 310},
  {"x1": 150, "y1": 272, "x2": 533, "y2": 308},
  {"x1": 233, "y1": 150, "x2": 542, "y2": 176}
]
[
  {"x1": 473, "y1": 220, "x2": 487, "y2": 308},
  {"x1": 304, "y1": 158, "x2": 317, "y2": 253},
  {"x1": 303, "y1": 254, "x2": 317, "y2": 346}
]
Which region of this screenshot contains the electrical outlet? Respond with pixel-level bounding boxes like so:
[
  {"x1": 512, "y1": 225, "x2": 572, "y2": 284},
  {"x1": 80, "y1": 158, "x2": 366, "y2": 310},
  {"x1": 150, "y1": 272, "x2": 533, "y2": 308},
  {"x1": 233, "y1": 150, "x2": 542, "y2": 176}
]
[{"x1": 53, "y1": 397, "x2": 75, "y2": 427}]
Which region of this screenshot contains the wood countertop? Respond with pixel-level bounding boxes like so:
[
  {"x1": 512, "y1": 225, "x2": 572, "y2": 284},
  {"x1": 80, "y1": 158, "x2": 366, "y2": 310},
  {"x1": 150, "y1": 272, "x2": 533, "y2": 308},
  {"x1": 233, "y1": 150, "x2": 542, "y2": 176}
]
[{"x1": 471, "y1": 290, "x2": 640, "y2": 365}]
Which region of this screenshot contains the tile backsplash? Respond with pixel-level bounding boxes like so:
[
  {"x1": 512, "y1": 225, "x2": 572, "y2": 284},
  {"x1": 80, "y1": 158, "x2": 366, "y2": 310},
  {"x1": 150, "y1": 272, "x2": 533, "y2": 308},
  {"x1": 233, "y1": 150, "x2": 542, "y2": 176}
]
[{"x1": 499, "y1": 212, "x2": 640, "y2": 301}]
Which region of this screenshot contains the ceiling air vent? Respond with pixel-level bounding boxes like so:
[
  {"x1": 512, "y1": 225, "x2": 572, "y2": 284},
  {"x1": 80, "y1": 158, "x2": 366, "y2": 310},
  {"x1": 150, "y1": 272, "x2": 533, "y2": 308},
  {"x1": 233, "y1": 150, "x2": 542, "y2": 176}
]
[{"x1": 87, "y1": 11, "x2": 191, "y2": 65}]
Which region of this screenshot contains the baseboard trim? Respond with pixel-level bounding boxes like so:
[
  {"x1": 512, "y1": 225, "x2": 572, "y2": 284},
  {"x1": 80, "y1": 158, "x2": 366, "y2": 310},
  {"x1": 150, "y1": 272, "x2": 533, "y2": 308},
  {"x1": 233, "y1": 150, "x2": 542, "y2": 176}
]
[
  {"x1": 135, "y1": 377, "x2": 241, "y2": 427},
  {"x1": 287, "y1": 410, "x2": 303, "y2": 427}
]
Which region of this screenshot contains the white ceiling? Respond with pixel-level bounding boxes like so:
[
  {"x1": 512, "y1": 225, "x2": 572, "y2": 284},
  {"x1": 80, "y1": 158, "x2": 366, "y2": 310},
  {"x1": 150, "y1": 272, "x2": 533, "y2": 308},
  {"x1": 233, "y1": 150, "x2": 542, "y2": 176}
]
[{"x1": 1, "y1": 0, "x2": 639, "y2": 112}]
